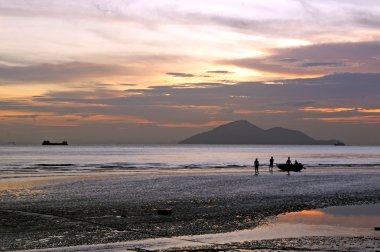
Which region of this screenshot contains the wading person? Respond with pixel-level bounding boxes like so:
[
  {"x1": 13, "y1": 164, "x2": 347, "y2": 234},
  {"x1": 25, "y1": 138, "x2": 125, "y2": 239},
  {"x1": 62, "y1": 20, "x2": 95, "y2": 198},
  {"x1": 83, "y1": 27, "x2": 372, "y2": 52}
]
[
  {"x1": 254, "y1": 158, "x2": 259, "y2": 175},
  {"x1": 286, "y1": 157, "x2": 292, "y2": 166},
  {"x1": 269, "y1": 156, "x2": 274, "y2": 173},
  {"x1": 286, "y1": 157, "x2": 292, "y2": 175}
]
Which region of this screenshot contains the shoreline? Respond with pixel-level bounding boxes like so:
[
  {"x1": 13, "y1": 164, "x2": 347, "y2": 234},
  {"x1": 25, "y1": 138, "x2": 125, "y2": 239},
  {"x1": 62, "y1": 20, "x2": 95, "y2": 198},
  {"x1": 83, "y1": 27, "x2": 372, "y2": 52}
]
[
  {"x1": 1, "y1": 167, "x2": 380, "y2": 251},
  {"x1": 1, "y1": 164, "x2": 379, "y2": 189}
]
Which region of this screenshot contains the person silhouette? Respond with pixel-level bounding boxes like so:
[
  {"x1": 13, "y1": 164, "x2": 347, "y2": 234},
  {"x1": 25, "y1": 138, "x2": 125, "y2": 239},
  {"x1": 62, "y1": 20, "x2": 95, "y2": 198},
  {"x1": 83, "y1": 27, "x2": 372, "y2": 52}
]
[
  {"x1": 286, "y1": 157, "x2": 292, "y2": 175},
  {"x1": 269, "y1": 156, "x2": 274, "y2": 172},
  {"x1": 286, "y1": 157, "x2": 292, "y2": 166},
  {"x1": 254, "y1": 158, "x2": 259, "y2": 175}
]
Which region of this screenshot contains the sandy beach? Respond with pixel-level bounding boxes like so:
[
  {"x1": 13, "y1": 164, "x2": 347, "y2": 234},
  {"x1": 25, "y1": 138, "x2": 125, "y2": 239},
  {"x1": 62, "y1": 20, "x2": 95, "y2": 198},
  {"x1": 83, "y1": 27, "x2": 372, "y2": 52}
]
[
  {"x1": 3, "y1": 0, "x2": 380, "y2": 250},
  {"x1": 1, "y1": 167, "x2": 379, "y2": 251}
]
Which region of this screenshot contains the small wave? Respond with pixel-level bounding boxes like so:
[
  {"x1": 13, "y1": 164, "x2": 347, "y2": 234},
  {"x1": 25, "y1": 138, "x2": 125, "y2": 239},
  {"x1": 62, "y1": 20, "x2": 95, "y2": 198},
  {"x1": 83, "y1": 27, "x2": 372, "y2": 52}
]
[
  {"x1": 311, "y1": 163, "x2": 380, "y2": 168},
  {"x1": 208, "y1": 164, "x2": 248, "y2": 169},
  {"x1": 225, "y1": 164, "x2": 248, "y2": 168},
  {"x1": 182, "y1": 164, "x2": 248, "y2": 169},
  {"x1": 3, "y1": 162, "x2": 379, "y2": 174},
  {"x1": 35, "y1": 164, "x2": 75, "y2": 167},
  {"x1": 96, "y1": 162, "x2": 248, "y2": 170},
  {"x1": 98, "y1": 165, "x2": 139, "y2": 169},
  {"x1": 183, "y1": 164, "x2": 202, "y2": 169},
  {"x1": 97, "y1": 162, "x2": 170, "y2": 170}
]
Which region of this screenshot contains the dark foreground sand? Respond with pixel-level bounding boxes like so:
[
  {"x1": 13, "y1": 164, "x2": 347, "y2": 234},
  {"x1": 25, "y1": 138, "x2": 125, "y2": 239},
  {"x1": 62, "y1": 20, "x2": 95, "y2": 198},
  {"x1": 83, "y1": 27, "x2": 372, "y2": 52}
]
[
  {"x1": 1, "y1": 168, "x2": 379, "y2": 251},
  {"x1": 166, "y1": 236, "x2": 380, "y2": 251}
]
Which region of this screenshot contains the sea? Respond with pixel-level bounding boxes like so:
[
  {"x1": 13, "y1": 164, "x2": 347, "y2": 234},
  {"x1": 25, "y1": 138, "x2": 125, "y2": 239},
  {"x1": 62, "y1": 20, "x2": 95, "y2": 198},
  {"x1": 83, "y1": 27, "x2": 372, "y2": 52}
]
[{"x1": 0, "y1": 145, "x2": 379, "y2": 174}]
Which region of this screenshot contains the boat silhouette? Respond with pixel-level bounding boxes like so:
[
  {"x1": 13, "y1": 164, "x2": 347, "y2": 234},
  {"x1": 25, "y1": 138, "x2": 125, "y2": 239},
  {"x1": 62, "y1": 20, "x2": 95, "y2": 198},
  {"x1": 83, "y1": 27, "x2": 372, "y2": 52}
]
[
  {"x1": 334, "y1": 142, "x2": 345, "y2": 146},
  {"x1": 42, "y1": 140, "x2": 68, "y2": 146},
  {"x1": 277, "y1": 163, "x2": 304, "y2": 172}
]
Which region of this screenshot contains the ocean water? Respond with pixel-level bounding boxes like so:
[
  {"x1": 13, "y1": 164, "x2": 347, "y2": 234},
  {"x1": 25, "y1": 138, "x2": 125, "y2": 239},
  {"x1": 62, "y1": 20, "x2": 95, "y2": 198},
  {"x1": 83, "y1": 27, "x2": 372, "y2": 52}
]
[{"x1": 0, "y1": 145, "x2": 379, "y2": 174}]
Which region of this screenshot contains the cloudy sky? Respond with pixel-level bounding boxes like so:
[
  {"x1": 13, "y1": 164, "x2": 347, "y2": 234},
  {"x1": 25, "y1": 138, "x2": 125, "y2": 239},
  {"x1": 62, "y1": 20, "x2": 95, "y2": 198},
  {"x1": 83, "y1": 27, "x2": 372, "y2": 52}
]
[{"x1": 0, "y1": 0, "x2": 379, "y2": 144}]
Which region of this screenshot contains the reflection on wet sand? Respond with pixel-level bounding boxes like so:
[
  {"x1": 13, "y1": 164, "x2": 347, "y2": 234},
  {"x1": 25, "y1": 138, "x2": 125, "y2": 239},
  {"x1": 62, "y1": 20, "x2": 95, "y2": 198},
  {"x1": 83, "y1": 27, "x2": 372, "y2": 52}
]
[
  {"x1": 184, "y1": 204, "x2": 380, "y2": 245},
  {"x1": 33, "y1": 204, "x2": 379, "y2": 252},
  {"x1": 279, "y1": 207, "x2": 380, "y2": 228},
  {"x1": 149, "y1": 204, "x2": 378, "y2": 250}
]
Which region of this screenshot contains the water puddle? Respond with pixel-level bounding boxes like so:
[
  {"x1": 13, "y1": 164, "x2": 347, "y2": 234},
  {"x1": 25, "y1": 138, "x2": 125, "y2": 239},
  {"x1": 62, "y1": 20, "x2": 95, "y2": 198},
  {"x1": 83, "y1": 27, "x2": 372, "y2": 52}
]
[
  {"x1": 182, "y1": 204, "x2": 380, "y2": 246},
  {"x1": 29, "y1": 204, "x2": 380, "y2": 251}
]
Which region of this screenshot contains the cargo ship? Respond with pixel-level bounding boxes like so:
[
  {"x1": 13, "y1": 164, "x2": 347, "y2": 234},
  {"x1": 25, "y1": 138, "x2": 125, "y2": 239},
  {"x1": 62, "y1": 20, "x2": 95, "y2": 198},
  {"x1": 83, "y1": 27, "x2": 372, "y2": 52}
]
[
  {"x1": 334, "y1": 141, "x2": 346, "y2": 146},
  {"x1": 42, "y1": 140, "x2": 68, "y2": 146}
]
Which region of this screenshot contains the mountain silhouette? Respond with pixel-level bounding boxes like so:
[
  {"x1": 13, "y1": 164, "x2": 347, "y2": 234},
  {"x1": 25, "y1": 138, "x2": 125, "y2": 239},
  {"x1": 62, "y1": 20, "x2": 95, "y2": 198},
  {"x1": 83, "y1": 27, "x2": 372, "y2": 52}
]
[{"x1": 179, "y1": 120, "x2": 339, "y2": 145}]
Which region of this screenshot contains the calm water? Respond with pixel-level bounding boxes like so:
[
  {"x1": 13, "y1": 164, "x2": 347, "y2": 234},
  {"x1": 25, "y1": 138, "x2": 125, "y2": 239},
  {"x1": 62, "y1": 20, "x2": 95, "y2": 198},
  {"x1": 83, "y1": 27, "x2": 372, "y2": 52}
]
[
  {"x1": 179, "y1": 204, "x2": 380, "y2": 247},
  {"x1": 0, "y1": 145, "x2": 379, "y2": 173}
]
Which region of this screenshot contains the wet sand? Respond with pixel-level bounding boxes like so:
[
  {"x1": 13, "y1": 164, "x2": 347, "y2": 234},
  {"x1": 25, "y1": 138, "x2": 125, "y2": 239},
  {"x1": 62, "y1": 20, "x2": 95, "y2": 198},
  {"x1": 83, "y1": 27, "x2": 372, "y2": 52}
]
[
  {"x1": 25, "y1": 204, "x2": 379, "y2": 251},
  {"x1": 1, "y1": 168, "x2": 380, "y2": 251}
]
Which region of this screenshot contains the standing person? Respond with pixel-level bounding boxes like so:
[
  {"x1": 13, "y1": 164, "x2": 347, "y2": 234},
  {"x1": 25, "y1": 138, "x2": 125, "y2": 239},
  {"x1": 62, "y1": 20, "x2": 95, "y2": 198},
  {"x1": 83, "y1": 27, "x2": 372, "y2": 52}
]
[
  {"x1": 286, "y1": 157, "x2": 292, "y2": 166},
  {"x1": 286, "y1": 157, "x2": 292, "y2": 175},
  {"x1": 269, "y1": 156, "x2": 274, "y2": 173},
  {"x1": 254, "y1": 158, "x2": 259, "y2": 175}
]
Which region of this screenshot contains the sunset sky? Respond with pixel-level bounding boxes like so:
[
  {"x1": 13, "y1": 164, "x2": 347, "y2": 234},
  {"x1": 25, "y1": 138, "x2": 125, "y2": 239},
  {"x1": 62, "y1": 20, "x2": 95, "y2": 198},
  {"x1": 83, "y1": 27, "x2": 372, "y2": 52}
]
[{"x1": 0, "y1": 0, "x2": 379, "y2": 144}]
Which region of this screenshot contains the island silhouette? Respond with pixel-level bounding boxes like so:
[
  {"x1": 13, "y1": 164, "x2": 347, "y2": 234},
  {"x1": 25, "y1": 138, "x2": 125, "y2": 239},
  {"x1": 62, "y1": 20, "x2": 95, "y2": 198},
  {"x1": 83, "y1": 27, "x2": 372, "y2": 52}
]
[{"x1": 179, "y1": 120, "x2": 341, "y2": 145}]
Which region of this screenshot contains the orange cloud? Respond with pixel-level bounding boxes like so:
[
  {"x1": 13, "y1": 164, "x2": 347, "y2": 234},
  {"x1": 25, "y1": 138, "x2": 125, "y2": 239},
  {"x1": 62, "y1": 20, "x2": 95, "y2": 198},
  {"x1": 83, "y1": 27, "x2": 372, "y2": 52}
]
[
  {"x1": 0, "y1": 111, "x2": 80, "y2": 127},
  {"x1": 0, "y1": 110, "x2": 54, "y2": 117},
  {"x1": 303, "y1": 116, "x2": 380, "y2": 124},
  {"x1": 357, "y1": 108, "x2": 380, "y2": 113},
  {"x1": 0, "y1": 62, "x2": 130, "y2": 84},
  {"x1": 300, "y1": 107, "x2": 355, "y2": 113},
  {"x1": 301, "y1": 107, "x2": 380, "y2": 114},
  {"x1": 234, "y1": 109, "x2": 286, "y2": 115},
  {"x1": 158, "y1": 120, "x2": 229, "y2": 128},
  {"x1": 163, "y1": 105, "x2": 224, "y2": 115},
  {"x1": 83, "y1": 115, "x2": 153, "y2": 124},
  {"x1": 35, "y1": 101, "x2": 111, "y2": 108},
  {"x1": 0, "y1": 110, "x2": 153, "y2": 126}
]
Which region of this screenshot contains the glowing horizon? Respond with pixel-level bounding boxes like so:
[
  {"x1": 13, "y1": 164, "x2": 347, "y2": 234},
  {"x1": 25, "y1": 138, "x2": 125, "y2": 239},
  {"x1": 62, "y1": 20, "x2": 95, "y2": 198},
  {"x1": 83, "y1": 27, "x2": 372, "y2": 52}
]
[{"x1": 0, "y1": 0, "x2": 379, "y2": 144}]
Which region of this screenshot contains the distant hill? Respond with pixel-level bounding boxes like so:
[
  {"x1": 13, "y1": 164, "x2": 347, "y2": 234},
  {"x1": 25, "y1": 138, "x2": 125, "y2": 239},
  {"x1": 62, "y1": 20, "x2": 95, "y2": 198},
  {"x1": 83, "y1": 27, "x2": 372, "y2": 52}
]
[{"x1": 179, "y1": 120, "x2": 340, "y2": 145}]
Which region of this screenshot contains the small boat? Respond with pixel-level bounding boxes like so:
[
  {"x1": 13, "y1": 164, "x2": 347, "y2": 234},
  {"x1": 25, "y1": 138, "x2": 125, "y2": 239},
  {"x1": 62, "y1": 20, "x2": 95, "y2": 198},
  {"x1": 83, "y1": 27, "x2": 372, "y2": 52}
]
[
  {"x1": 334, "y1": 142, "x2": 345, "y2": 146},
  {"x1": 42, "y1": 140, "x2": 68, "y2": 146},
  {"x1": 277, "y1": 163, "x2": 304, "y2": 172}
]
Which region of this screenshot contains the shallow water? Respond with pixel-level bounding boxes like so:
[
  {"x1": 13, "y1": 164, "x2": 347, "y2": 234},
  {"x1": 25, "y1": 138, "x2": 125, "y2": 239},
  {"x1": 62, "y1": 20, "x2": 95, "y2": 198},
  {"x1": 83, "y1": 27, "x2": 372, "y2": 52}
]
[
  {"x1": 28, "y1": 204, "x2": 380, "y2": 251},
  {"x1": 278, "y1": 204, "x2": 380, "y2": 228},
  {"x1": 1, "y1": 145, "x2": 380, "y2": 175},
  {"x1": 146, "y1": 204, "x2": 380, "y2": 250},
  {"x1": 183, "y1": 204, "x2": 380, "y2": 246}
]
